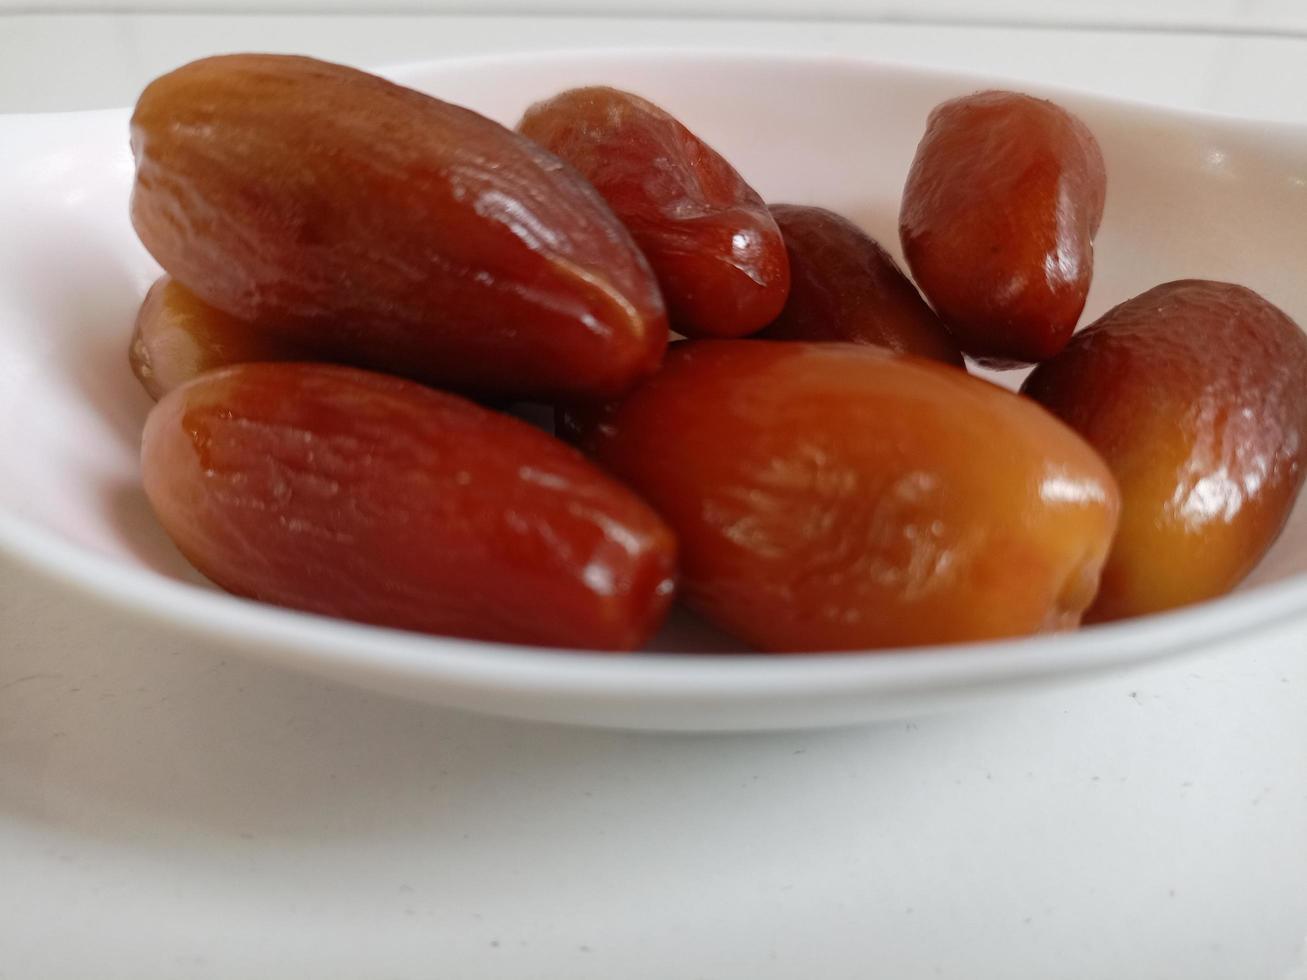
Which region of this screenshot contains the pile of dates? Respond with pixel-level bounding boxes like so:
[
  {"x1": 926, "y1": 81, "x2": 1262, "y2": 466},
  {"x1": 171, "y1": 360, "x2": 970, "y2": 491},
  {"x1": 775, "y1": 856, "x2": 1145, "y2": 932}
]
[{"x1": 129, "y1": 54, "x2": 1307, "y2": 653}]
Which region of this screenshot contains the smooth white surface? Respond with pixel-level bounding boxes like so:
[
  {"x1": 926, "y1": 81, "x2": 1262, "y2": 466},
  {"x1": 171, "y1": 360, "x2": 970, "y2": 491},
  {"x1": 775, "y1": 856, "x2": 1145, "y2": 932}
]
[
  {"x1": 6, "y1": 50, "x2": 1307, "y2": 730},
  {"x1": 4, "y1": 0, "x2": 1306, "y2": 35},
  {"x1": 3, "y1": 571, "x2": 1307, "y2": 980},
  {"x1": 2, "y1": 15, "x2": 1307, "y2": 979}
]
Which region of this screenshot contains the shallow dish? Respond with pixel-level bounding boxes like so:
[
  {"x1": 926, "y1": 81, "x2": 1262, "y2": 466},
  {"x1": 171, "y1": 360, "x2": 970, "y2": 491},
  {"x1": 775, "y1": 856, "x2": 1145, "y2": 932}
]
[{"x1": 2, "y1": 49, "x2": 1306, "y2": 731}]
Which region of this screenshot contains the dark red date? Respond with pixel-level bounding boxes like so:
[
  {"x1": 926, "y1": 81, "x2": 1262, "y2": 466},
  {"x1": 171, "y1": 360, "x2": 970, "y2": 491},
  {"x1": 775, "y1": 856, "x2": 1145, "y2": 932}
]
[
  {"x1": 1022, "y1": 280, "x2": 1307, "y2": 621},
  {"x1": 759, "y1": 204, "x2": 963, "y2": 366},
  {"x1": 900, "y1": 90, "x2": 1106, "y2": 365},
  {"x1": 581, "y1": 341, "x2": 1119, "y2": 651},
  {"x1": 131, "y1": 55, "x2": 668, "y2": 401},
  {"x1": 142, "y1": 363, "x2": 678, "y2": 650},
  {"x1": 519, "y1": 86, "x2": 789, "y2": 339},
  {"x1": 129, "y1": 275, "x2": 306, "y2": 400}
]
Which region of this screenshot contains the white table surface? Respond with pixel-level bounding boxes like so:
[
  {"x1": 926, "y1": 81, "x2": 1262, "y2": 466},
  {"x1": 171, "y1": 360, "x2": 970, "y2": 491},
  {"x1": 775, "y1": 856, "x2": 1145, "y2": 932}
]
[{"x1": 2, "y1": 14, "x2": 1306, "y2": 980}]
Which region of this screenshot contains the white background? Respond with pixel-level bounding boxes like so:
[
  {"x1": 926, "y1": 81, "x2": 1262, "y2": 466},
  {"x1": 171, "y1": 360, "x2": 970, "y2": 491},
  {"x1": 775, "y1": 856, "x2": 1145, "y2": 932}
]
[
  {"x1": 2, "y1": 8, "x2": 1307, "y2": 980},
  {"x1": 2, "y1": 0, "x2": 1307, "y2": 32}
]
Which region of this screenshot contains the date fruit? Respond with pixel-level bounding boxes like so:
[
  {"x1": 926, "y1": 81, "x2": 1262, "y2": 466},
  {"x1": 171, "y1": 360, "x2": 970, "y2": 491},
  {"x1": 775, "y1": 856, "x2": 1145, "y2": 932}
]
[
  {"x1": 130, "y1": 275, "x2": 305, "y2": 400},
  {"x1": 130, "y1": 55, "x2": 667, "y2": 401},
  {"x1": 759, "y1": 204, "x2": 963, "y2": 366},
  {"x1": 581, "y1": 341, "x2": 1119, "y2": 651},
  {"x1": 900, "y1": 90, "x2": 1106, "y2": 365},
  {"x1": 141, "y1": 363, "x2": 677, "y2": 650},
  {"x1": 518, "y1": 86, "x2": 789, "y2": 339},
  {"x1": 1022, "y1": 280, "x2": 1307, "y2": 622}
]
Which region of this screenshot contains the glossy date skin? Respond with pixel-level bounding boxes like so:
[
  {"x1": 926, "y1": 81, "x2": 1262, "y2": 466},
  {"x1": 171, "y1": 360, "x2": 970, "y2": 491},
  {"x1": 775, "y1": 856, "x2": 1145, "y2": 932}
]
[
  {"x1": 900, "y1": 91, "x2": 1106, "y2": 365},
  {"x1": 130, "y1": 55, "x2": 667, "y2": 401},
  {"x1": 141, "y1": 364, "x2": 678, "y2": 650},
  {"x1": 518, "y1": 86, "x2": 789, "y2": 339},
  {"x1": 1022, "y1": 280, "x2": 1307, "y2": 622},
  {"x1": 759, "y1": 205, "x2": 963, "y2": 366},
  {"x1": 581, "y1": 341, "x2": 1119, "y2": 652},
  {"x1": 130, "y1": 275, "x2": 305, "y2": 400}
]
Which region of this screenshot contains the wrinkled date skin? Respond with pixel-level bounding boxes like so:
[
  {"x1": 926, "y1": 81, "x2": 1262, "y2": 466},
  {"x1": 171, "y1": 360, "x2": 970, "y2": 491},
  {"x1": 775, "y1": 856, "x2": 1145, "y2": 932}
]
[
  {"x1": 131, "y1": 55, "x2": 667, "y2": 401},
  {"x1": 141, "y1": 363, "x2": 678, "y2": 650},
  {"x1": 130, "y1": 275, "x2": 306, "y2": 400},
  {"x1": 900, "y1": 90, "x2": 1106, "y2": 365},
  {"x1": 518, "y1": 87, "x2": 790, "y2": 339},
  {"x1": 1022, "y1": 280, "x2": 1307, "y2": 622},
  {"x1": 759, "y1": 205, "x2": 963, "y2": 366},
  {"x1": 581, "y1": 341, "x2": 1119, "y2": 652}
]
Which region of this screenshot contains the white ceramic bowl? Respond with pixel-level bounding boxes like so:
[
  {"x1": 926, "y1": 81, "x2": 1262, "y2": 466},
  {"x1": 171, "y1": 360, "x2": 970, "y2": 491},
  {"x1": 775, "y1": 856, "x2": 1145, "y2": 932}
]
[{"x1": 2, "y1": 49, "x2": 1306, "y2": 731}]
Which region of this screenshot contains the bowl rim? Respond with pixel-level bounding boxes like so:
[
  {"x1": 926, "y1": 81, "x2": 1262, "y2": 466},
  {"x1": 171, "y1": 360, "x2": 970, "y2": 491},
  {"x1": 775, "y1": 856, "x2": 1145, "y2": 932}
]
[
  {"x1": 4, "y1": 503, "x2": 1307, "y2": 703},
  {"x1": 372, "y1": 44, "x2": 1307, "y2": 135}
]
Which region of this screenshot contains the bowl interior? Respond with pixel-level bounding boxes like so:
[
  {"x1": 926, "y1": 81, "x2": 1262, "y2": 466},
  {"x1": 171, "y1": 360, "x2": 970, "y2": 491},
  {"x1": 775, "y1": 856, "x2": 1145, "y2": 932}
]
[{"x1": 1, "y1": 50, "x2": 1306, "y2": 726}]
